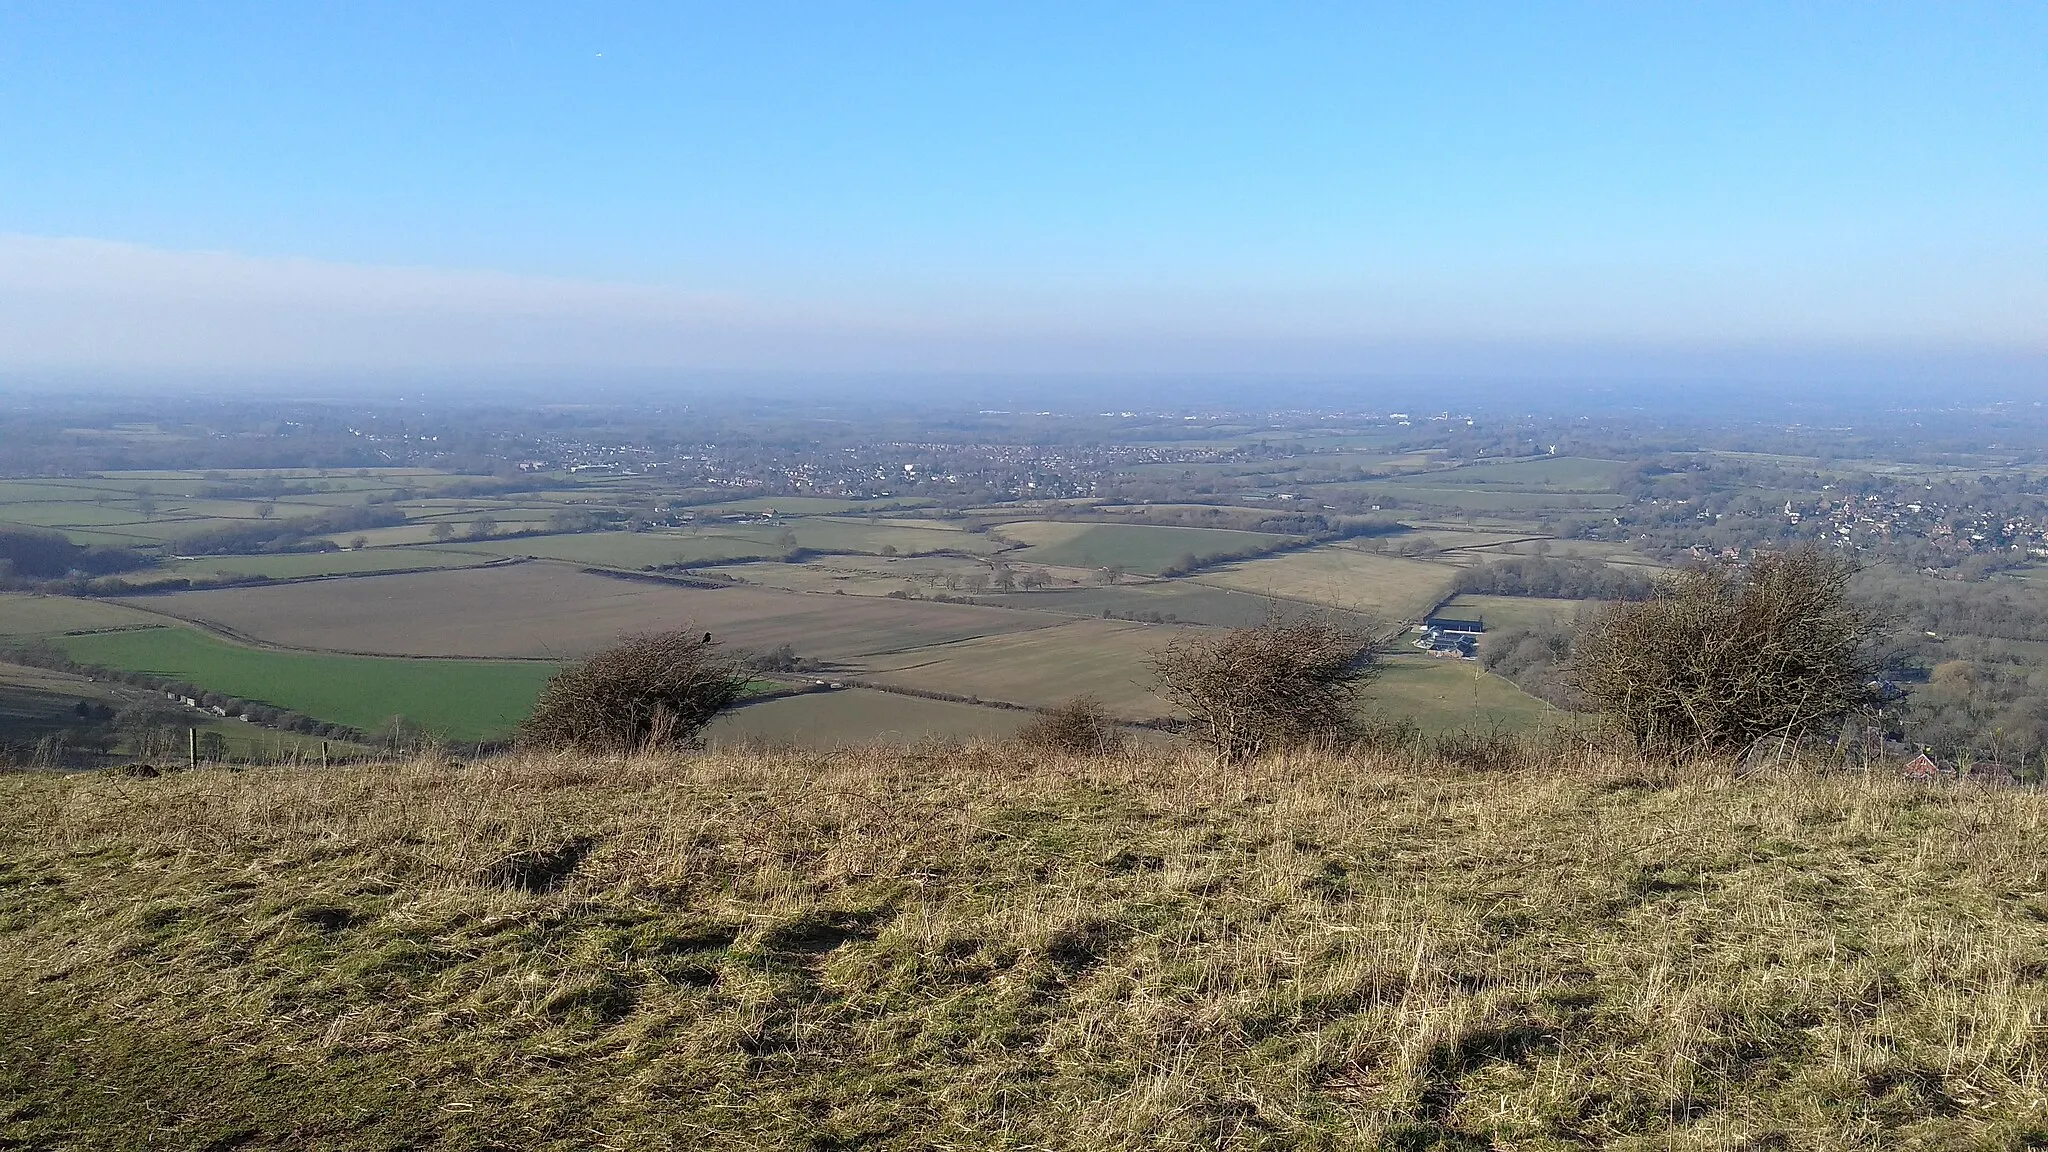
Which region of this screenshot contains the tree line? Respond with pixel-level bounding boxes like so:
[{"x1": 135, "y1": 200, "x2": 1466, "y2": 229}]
[{"x1": 1453, "y1": 555, "x2": 1655, "y2": 600}]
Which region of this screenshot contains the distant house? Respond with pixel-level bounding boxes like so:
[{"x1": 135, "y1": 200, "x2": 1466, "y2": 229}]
[
  {"x1": 1423, "y1": 616, "x2": 1485, "y2": 635},
  {"x1": 1418, "y1": 631, "x2": 1477, "y2": 659},
  {"x1": 1904, "y1": 753, "x2": 2022, "y2": 786}
]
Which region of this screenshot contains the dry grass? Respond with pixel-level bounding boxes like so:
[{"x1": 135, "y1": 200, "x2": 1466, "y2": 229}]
[
  {"x1": 708, "y1": 688, "x2": 1028, "y2": 745},
  {"x1": 3, "y1": 746, "x2": 2047, "y2": 1149}
]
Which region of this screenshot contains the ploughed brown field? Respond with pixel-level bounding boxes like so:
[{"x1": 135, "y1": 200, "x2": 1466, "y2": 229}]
[{"x1": 118, "y1": 562, "x2": 1063, "y2": 662}]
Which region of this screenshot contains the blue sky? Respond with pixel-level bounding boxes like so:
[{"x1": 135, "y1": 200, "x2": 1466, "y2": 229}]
[{"x1": 1, "y1": 2, "x2": 2043, "y2": 379}]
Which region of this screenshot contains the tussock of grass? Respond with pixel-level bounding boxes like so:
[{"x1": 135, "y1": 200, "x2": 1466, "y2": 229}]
[{"x1": 3, "y1": 744, "x2": 2047, "y2": 1148}]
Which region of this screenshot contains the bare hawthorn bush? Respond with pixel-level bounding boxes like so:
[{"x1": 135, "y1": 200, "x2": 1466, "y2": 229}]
[
  {"x1": 1017, "y1": 695, "x2": 1124, "y2": 755},
  {"x1": 518, "y1": 629, "x2": 751, "y2": 753},
  {"x1": 1567, "y1": 547, "x2": 1886, "y2": 756},
  {"x1": 1151, "y1": 612, "x2": 1379, "y2": 762}
]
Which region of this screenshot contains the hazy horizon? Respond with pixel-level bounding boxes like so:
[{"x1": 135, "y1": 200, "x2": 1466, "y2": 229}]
[{"x1": 3, "y1": 4, "x2": 2043, "y2": 386}]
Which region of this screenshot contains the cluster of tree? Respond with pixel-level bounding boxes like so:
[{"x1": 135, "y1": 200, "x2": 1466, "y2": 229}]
[
  {"x1": 518, "y1": 630, "x2": 753, "y2": 752},
  {"x1": 1017, "y1": 695, "x2": 1125, "y2": 755},
  {"x1": 885, "y1": 588, "x2": 982, "y2": 605},
  {"x1": 1479, "y1": 626, "x2": 1577, "y2": 708},
  {"x1": 172, "y1": 507, "x2": 407, "y2": 556},
  {"x1": 1472, "y1": 558, "x2": 2048, "y2": 761},
  {"x1": 1896, "y1": 645, "x2": 2048, "y2": 763},
  {"x1": 1150, "y1": 612, "x2": 1379, "y2": 761},
  {"x1": 1854, "y1": 570, "x2": 2048, "y2": 643},
  {"x1": 1355, "y1": 533, "x2": 1448, "y2": 557},
  {"x1": 1454, "y1": 555, "x2": 1654, "y2": 600},
  {"x1": 1157, "y1": 542, "x2": 1295, "y2": 578},
  {"x1": 742, "y1": 644, "x2": 822, "y2": 674},
  {"x1": 0, "y1": 528, "x2": 151, "y2": 584},
  {"x1": 1101, "y1": 608, "x2": 1183, "y2": 624},
  {"x1": 1567, "y1": 549, "x2": 1887, "y2": 754}
]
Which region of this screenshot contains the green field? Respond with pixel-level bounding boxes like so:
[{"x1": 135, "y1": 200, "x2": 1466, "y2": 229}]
[
  {"x1": 0, "y1": 480, "x2": 167, "y2": 503},
  {"x1": 0, "y1": 501, "x2": 166, "y2": 529},
  {"x1": 48, "y1": 626, "x2": 555, "y2": 741},
  {"x1": 0, "y1": 660, "x2": 354, "y2": 762},
  {"x1": 998, "y1": 521, "x2": 1290, "y2": 574},
  {"x1": 1365, "y1": 654, "x2": 1558, "y2": 732}
]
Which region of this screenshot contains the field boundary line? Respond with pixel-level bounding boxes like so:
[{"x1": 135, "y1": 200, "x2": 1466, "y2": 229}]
[{"x1": 92, "y1": 597, "x2": 564, "y2": 664}]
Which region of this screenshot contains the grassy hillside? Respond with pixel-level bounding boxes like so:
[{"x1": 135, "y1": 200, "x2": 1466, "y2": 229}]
[{"x1": 3, "y1": 746, "x2": 2046, "y2": 1149}]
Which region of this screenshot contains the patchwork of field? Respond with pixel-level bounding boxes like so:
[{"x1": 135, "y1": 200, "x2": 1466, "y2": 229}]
[
  {"x1": 0, "y1": 501, "x2": 166, "y2": 528},
  {"x1": 702, "y1": 555, "x2": 997, "y2": 596},
  {"x1": 1130, "y1": 451, "x2": 1440, "y2": 479},
  {"x1": 455, "y1": 519, "x2": 999, "y2": 570},
  {"x1": 0, "y1": 456, "x2": 1643, "y2": 750},
  {"x1": 995, "y1": 521, "x2": 1289, "y2": 574},
  {"x1": 0, "y1": 480, "x2": 177, "y2": 504},
  {"x1": 46, "y1": 626, "x2": 555, "y2": 741},
  {"x1": 461, "y1": 531, "x2": 782, "y2": 568},
  {"x1": 1191, "y1": 546, "x2": 1460, "y2": 621},
  {"x1": 699, "y1": 496, "x2": 937, "y2": 515},
  {"x1": 708, "y1": 688, "x2": 1027, "y2": 746},
  {"x1": 119, "y1": 563, "x2": 1062, "y2": 663},
  {"x1": 772, "y1": 518, "x2": 996, "y2": 555},
  {"x1": 1420, "y1": 527, "x2": 1556, "y2": 552},
  {"x1": 978, "y1": 582, "x2": 1370, "y2": 629},
  {"x1": 1328, "y1": 485, "x2": 1630, "y2": 513},
  {"x1": 94, "y1": 467, "x2": 449, "y2": 483},
  {"x1": 854, "y1": 619, "x2": 1175, "y2": 716},
  {"x1": 1392, "y1": 455, "x2": 1625, "y2": 492},
  {"x1": 154, "y1": 547, "x2": 499, "y2": 582},
  {"x1": 1365, "y1": 654, "x2": 1558, "y2": 733}
]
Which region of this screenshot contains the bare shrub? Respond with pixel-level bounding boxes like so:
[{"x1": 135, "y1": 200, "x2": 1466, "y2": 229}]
[
  {"x1": 1151, "y1": 612, "x2": 1379, "y2": 762},
  {"x1": 518, "y1": 630, "x2": 750, "y2": 753},
  {"x1": 1018, "y1": 695, "x2": 1124, "y2": 755},
  {"x1": 1566, "y1": 547, "x2": 1886, "y2": 755}
]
